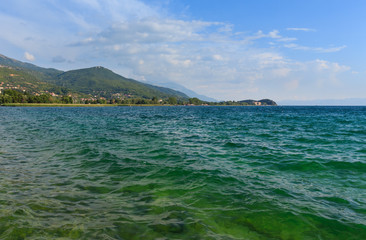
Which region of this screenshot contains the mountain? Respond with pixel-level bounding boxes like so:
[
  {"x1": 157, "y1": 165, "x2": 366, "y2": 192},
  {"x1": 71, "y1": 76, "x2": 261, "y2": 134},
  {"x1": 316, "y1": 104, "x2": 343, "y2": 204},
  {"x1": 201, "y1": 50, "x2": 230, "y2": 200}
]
[
  {"x1": 0, "y1": 66, "x2": 59, "y2": 92},
  {"x1": 152, "y1": 81, "x2": 217, "y2": 102},
  {"x1": 0, "y1": 54, "x2": 62, "y2": 81},
  {"x1": 0, "y1": 54, "x2": 188, "y2": 100},
  {"x1": 55, "y1": 66, "x2": 188, "y2": 99}
]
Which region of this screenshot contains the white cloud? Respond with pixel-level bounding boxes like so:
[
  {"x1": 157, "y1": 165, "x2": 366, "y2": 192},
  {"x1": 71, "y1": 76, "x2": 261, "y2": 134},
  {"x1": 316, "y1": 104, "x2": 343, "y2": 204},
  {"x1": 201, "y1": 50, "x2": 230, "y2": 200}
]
[
  {"x1": 245, "y1": 29, "x2": 292, "y2": 43},
  {"x1": 286, "y1": 28, "x2": 316, "y2": 32},
  {"x1": 213, "y1": 54, "x2": 224, "y2": 61},
  {"x1": 284, "y1": 43, "x2": 346, "y2": 53},
  {"x1": 318, "y1": 45, "x2": 347, "y2": 53},
  {"x1": 24, "y1": 52, "x2": 35, "y2": 61},
  {"x1": 72, "y1": 18, "x2": 220, "y2": 46},
  {"x1": 313, "y1": 59, "x2": 350, "y2": 73},
  {"x1": 276, "y1": 37, "x2": 297, "y2": 42},
  {"x1": 268, "y1": 30, "x2": 281, "y2": 38}
]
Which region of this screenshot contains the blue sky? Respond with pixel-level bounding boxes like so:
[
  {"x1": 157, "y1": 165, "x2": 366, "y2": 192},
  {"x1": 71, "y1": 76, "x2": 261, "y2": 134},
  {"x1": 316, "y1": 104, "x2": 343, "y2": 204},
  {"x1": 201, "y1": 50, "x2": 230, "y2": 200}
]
[{"x1": 0, "y1": 0, "x2": 365, "y2": 101}]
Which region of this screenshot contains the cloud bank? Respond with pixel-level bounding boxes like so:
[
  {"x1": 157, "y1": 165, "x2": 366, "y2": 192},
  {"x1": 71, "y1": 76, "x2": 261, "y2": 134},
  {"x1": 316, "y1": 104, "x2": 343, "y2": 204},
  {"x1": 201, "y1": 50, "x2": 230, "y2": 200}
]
[{"x1": 0, "y1": 0, "x2": 354, "y2": 101}]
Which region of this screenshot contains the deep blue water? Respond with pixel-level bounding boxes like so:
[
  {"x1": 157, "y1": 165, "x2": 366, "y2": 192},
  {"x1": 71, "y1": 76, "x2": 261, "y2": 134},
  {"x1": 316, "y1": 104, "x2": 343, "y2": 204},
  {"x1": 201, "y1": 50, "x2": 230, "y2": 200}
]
[{"x1": 0, "y1": 106, "x2": 366, "y2": 239}]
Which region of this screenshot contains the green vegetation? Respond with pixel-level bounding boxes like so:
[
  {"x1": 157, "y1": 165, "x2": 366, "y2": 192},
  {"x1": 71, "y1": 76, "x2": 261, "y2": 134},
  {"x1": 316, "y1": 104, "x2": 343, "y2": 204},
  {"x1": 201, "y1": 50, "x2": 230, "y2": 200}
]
[
  {"x1": 239, "y1": 99, "x2": 277, "y2": 105},
  {"x1": 168, "y1": 97, "x2": 177, "y2": 105},
  {"x1": 0, "y1": 89, "x2": 73, "y2": 104},
  {"x1": 0, "y1": 67, "x2": 70, "y2": 95},
  {"x1": 200, "y1": 99, "x2": 277, "y2": 106},
  {"x1": 0, "y1": 89, "x2": 277, "y2": 106},
  {"x1": 1, "y1": 103, "x2": 115, "y2": 107},
  {"x1": 189, "y1": 97, "x2": 202, "y2": 105}
]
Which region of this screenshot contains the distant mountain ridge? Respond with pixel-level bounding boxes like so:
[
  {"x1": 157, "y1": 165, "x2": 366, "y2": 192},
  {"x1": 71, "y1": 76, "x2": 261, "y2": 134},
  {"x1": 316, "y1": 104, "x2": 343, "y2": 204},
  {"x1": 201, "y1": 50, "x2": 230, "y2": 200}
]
[
  {"x1": 153, "y1": 81, "x2": 217, "y2": 102},
  {"x1": 0, "y1": 54, "x2": 189, "y2": 100},
  {"x1": 279, "y1": 99, "x2": 366, "y2": 106}
]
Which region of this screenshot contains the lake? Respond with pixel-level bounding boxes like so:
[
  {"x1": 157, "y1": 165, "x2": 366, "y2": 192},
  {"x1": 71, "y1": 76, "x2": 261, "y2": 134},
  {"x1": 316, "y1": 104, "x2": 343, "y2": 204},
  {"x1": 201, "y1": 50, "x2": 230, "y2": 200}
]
[{"x1": 0, "y1": 106, "x2": 365, "y2": 239}]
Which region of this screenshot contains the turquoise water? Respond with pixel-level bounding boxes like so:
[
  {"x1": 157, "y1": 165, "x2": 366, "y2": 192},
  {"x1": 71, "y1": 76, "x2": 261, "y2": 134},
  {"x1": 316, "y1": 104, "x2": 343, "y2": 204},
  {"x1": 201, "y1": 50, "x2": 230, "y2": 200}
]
[{"x1": 0, "y1": 106, "x2": 365, "y2": 239}]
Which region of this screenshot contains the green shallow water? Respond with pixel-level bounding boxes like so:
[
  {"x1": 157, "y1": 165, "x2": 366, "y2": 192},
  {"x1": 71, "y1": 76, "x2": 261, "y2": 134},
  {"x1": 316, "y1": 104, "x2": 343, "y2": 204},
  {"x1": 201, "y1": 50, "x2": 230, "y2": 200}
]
[{"x1": 0, "y1": 106, "x2": 365, "y2": 239}]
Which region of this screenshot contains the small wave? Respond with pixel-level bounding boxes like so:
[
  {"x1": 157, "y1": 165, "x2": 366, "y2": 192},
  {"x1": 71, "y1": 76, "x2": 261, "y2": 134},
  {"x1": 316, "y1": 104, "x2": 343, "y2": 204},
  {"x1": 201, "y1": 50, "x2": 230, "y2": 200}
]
[
  {"x1": 318, "y1": 196, "x2": 350, "y2": 205},
  {"x1": 224, "y1": 141, "x2": 246, "y2": 148},
  {"x1": 275, "y1": 160, "x2": 326, "y2": 172},
  {"x1": 294, "y1": 136, "x2": 331, "y2": 145},
  {"x1": 356, "y1": 148, "x2": 366, "y2": 153},
  {"x1": 324, "y1": 160, "x2": 366, "y2": 172}
]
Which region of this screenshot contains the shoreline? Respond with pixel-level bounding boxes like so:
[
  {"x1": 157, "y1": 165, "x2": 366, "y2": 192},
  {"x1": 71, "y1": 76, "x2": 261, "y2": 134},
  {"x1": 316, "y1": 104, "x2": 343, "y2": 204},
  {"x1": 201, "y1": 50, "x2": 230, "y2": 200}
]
[
  {"x1": 0, "y1": 103, "x2": 117, "y2": 107},
  {"x1": 0, "y1": 103, "x2": 183, "y2": 107},
  {"x1": 0, "y1": 103, "x2": 278, "y2": 107}
]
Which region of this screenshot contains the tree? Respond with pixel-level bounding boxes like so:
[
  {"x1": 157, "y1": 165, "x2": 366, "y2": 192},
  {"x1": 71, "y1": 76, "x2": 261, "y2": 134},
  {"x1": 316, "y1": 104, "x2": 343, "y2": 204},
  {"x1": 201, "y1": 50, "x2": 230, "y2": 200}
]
[
  {"x1": 61, "y1": 96, "x2": 73, "y2": 104},
  {"x1": 189, "y1": 97, "x2": 202, "y2": 105},
  {"x1": 3, "y1": 89, "x2": 24, "y2": 103},
  {"x1": 97, "y1": 98, "x2": 107, "y2": 104},
  {"x1": 0, "y1": 94, "x2": 13, "y2": 104},
  {"x1": 168, "y1": 97, "x2": 177, "y2": 105},
  {"x1": 38, "y1": 94, "x2": 52, "y2": 103},
  {"x1": 136, "y1": 98, "x2": 149, "y2": 104}
]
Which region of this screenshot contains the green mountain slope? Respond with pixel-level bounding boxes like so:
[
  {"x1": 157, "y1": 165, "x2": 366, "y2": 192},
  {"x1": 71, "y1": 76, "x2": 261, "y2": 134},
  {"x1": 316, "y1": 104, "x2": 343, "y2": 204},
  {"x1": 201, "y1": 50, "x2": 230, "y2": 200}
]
[
  {"x1": 0, "y1": 54, "x2": 188, "y2": 100},
  {"x1": 0, "y1": 54, "x2": 62, "y2": 81},
  {"x1": 0, "y1": 66, "x2": 70, "y2": 95},
  {"x1": 56, "y1": 67, "x2": 188, "y2": 99}
]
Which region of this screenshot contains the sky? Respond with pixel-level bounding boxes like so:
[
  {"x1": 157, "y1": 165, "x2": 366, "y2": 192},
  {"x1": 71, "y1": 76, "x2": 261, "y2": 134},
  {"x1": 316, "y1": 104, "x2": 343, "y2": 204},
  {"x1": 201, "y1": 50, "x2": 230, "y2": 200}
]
[{"x1": 0, "y1": 0, "x2": 365, "y2": 101}]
